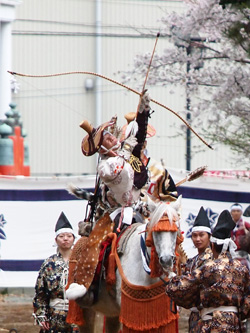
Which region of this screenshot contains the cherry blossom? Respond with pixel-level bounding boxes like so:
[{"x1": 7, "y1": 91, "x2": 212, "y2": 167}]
[{"x1": 122, "y1": 0, "x2": 250, "y2": 165}]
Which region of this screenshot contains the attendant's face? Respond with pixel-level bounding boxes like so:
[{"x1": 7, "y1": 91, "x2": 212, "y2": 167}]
[
  {"x1": 191, "y1": 231, "x2": 210, "y2": 253},
  {"x1": 56, "y1": 232, "x2": 74, "y2": 250},
  {"x1": 231, "y1": 209, "x2": 242, "y2": 223}
]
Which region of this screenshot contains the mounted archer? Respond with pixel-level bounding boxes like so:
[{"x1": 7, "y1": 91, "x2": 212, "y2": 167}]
[{"x1": 65, "y1": 90, "x2": 159, "y2": 300}]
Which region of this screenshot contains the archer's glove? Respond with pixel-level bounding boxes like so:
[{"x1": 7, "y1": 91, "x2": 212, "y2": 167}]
[
  {"x1": 118, "y1": 135, "x2": 137, "y2": 161},
  {"x1": 138, "y1": 90, "x2": 151, "y2": 113}
]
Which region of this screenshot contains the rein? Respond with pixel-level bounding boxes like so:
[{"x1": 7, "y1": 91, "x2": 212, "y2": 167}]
[
  {"x1": 107, "y1": 231, "x2": 169, "y2": 289},
  {"x1": 140, "y1": 231, "x2": 151, "y2": 275},
  {"x1": 107, "y1": 230, "x2": 179, "y2": 331},
  {"x1": 144, "y1": 215, "x2": 184, "y2": 279},
  {"x1": 107, "y1": 213, "x2": 183, "y2": 285}
]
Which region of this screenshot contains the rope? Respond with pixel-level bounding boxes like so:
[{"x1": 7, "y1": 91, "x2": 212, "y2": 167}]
[{"x1": 8, "y1": 70, "x2": 212, "y2": 149}]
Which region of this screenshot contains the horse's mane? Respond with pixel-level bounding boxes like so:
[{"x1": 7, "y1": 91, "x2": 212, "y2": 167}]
[{"x1": 148, "y1": 202, "x2": 178, "y2": 230}]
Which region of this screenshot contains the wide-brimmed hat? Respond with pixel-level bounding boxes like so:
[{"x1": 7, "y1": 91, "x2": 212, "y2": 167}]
[
  {"x1": 80, "y1": 118, "x2": 116, "y2": 156},
  {"x1": 121, "y1": 112, "x2": 156, "y2": 141}
]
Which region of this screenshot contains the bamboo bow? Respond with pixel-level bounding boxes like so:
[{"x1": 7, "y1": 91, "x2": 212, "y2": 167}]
[{"x1": 8, "y1": 69, "x2": 212, "y2": 149}]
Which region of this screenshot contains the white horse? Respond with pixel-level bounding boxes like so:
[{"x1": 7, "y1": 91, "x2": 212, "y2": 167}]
[{"x1": 76, "y1": 197, "x2": 183, "y2": 333}]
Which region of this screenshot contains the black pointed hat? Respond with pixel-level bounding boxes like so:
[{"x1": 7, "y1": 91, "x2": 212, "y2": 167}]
[
  {"x1": 55, "y1": 212, "x2": 74, "y2": 236},
  {"x1": 212, "y1": 210, "x2": 235, "y2": 240},
  {"x1": 243, "y1": 205, "x2": 250, "y2": 217},
  {"x1": 192, "y1": 206, "x2": 211, "y2": 234}
]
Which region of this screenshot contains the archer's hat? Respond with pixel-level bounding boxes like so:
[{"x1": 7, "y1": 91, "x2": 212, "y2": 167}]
[
  {"x1": 55, "y1": 212, "x2": 74, "y2": 237},
  {"x1": 121, "y1": 112, "x2": 156, "y2": 141},
  {"x1": 80, "y1": 117, "x2": 116, "y2": 156},
  {"x1": 192, "y1": 206, "x2": 211, "y2": 234},
  {"x1": 212, "y1": 210, "x2": 235, "y2": 240}
]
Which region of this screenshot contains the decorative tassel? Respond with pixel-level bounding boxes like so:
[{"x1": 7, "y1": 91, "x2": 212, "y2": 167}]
[
  {"x1": 65, "y1": 259, "x2": 85, "y2": 326},
  {"x1": 145, "y1": 229, "x2": 153, "y2": 247},
  {"x1": 106, "y1": 253, "x2": 116, "y2": 285},
  {"x1": 66, "y1": 300, "x2": 85, "y2": 326},
  {"x1": 120, "y1": 280, "x2": 178, "y2": 332},
  {"x1": 151, "y1": 216, "x2": 178, "y2": 232},
  {"x1": 106, "y1": 233, "x2": 118, "y2": 286},
  {"x1": 149, "y1": 246, "x2": 163, "y2": 278}
]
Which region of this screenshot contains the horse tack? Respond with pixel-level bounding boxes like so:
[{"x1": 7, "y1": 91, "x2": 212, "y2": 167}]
[
  {"x1": 66, "y1": 198, "x2": 183, "y2": 332},
  {"x1": 104, "y1": 210, "x2": 183, "y2": 332},
  {"x1": 107, "y1": 229, "x2": 179, "y2": 333},
  {"x1": 66, "y1": 236, "x2": 88, "y2": 326},
  {"x1": 66, "y1": 213, "x2": 114, "y2": 326},
  {"x1": 145, "y1": 215, "x2": 179, "y2": 248},
  {"x1": 145, "y1": 215, "x2": 183, "y2": 278},
  {"x1": 117, "y1": 223, "x2": 143, "y2": 254},
  {"x1": 120, "y1": 278, "x2": 178, "y2": 332},
  {"x1": 73, "y1": 213, "x2": 114, "y2": 289}
]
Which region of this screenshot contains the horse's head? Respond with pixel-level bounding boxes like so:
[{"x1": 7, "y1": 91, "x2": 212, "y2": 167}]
[{"x1": 146, "y1": 196, "x2": 182, "y2": 277}]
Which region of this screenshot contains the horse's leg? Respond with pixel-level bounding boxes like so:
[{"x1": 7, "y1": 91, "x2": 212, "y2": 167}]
[
  {"x1": 104, "y1": 316, "x2": 121, "y2": 333},
  {"x1": 78, "y1": 308, "x2": 96, "y2": 333}
]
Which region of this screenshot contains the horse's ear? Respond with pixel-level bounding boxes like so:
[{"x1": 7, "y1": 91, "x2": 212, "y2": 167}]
[{"x1": 170, "y1": 195, "x2": 182, "y2": 213}]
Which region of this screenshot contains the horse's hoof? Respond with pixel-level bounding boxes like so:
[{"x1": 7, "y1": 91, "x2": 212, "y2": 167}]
[{"x1": 66, "y1": 283, "x2": 87, "y2": 300}]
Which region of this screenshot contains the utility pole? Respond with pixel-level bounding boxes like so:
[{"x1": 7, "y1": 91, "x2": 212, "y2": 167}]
[
  {"x1": 173, "y1": 30, "x2": 205, "y2": 171},
  {"x1": 186, "y1": 45, "x2": 192, "y2": 171}
]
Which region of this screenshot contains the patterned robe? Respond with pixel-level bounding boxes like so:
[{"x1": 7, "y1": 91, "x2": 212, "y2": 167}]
[
  {"x1": 182, "y1": 247, "x2": 213, "y2": 333},
  {"x1": 166, "y1": 252, "x2": 250, "y2": 332},
  {"x1": 33, "y1": 252, "x2": 79, "y2": 333}
]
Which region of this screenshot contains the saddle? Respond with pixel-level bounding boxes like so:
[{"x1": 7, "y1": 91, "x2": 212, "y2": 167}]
[{"x1": 92, "y1": 219, "x2": 144, "y2": 303}]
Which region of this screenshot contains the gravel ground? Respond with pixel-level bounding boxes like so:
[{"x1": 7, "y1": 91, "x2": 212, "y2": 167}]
[{"x1": 0, "y1": 294, "x2": 189, "y2": 332}]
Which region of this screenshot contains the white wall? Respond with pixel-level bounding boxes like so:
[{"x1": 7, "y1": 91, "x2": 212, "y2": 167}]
[
  {"x1": 0, "y1": 0, "x2": 21, "y2": 118},
  {"x1": 10, "y1": 0, "x2": 243, "y2": 176}
]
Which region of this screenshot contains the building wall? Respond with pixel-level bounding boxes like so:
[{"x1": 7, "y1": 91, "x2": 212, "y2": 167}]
[{"x1": 10, "y1": 0, "x2": 239, "y2": 176}]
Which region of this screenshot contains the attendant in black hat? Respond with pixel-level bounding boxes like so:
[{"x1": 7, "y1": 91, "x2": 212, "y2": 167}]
[
  {"x1": 33, "y1": 212, "x2": 79, "y2": 332},
  {"x1": 182, "y1": 207, "x2": 212, "y2": 333},
  {"x1": 190, "y1": 206, "x2": 212, "y2": 257},
  {"x1": 166, "y1": 210, "x2": 250, "y2": 332}
]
